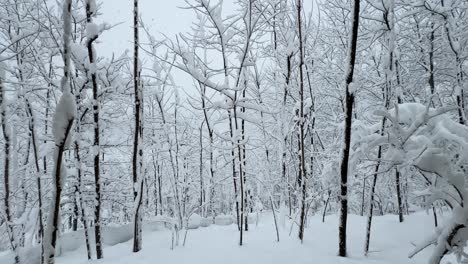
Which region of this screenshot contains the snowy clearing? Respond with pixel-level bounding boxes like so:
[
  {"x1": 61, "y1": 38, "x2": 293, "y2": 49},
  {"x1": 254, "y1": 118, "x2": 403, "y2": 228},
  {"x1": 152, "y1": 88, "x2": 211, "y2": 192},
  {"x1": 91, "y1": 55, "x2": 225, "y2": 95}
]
[{"x1": 1, "y1": 211, "x2": 441, "y2": 264}]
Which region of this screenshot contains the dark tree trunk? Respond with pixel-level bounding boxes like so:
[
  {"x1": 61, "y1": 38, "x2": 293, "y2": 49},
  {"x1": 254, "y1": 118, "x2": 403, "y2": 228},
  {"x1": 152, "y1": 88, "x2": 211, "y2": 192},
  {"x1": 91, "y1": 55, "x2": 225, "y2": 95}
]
[
  {"x1": 242, "y1": 79, "x2": 248, "y2": 232},
  {"x1": 85, "y1": 1, "x2": 103, "y2": 258},
  {"x1": 364, "y1": 137, "x2": 383, "y2": 255},
  {"x1": 228, "y1": 110, "x2": 240, "y2": 230},
  {"x1": 361, "y1": 177, "x2": 366, "y2": 216},
  {"x1": 45, "y1": 119, "x2": 74, "y2": 264},
  {"x1": 72, "y1": 191, "x2": 79, "y2": 231},
  {"x1": 395, "y1": 168, "x2": 404, "y2": 222},
  {"x1": 199, "y1": 125, "x2": 205, "y2": 216},
  {"x1": 153, "y1": 159, "x2": 159, "y2": 216},
  {"x1": 322, "y1": 190, "x2": 331, "y2": 223},
  {"x1": 74, "y1": 142, "x2": 92, "y2": 260},
  {"x1": 158, "y1": 165, "x2": 163, "y2": 215},
  {"x1": 297, "y1": 0, "x2": 307, "y2": 243},
  {"x1": 25, "y1": 98, "x2": 45, "y2": 242},
  {"x1": 338, "y1": 0, "x2": 361, "y2": 257},
  {"x1": 1, "y1": 77, "x2": 19, "y2": 264}
]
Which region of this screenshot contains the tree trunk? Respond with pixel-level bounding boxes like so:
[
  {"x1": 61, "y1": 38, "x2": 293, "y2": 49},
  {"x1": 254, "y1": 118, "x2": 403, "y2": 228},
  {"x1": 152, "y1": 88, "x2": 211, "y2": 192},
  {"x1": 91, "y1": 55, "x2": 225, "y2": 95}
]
[
  {"x1": 132, "y1": 0, "x2": 145, "y2": 253},
  {"x1": 432, "y1": 206, "x2": 438, "y2": 228},
  {"x1": 395, "y1": 167, "x2": 404, "y2": 222},
  {"x1": 199, "y1": 124, "x2": 205, "y2": 216},
  {"x1": 322, "y1": 190, "x2": 331, "y2": 223},
  {"x1": 361, "y1": 177, "x2": 366, "y2": 216},
  {"x1": 228, "y1": 110, "x2": 240, "y2": 230},
  {"x1": 1, "y1": 69, "x2": 20, "y2": 264},
  {"x1": 297, "y1": 0, "x2": 307, "y2": 243},
  {"x1": 43, "y1": 118, "x2": 75, "y2": 264},
  {"x1": 25, "y1": 98, "x2": 45, "y2": 243},
  {"x1": 338, "y1": 0, "x2": 361, "y2": 257},
  {"x1": 85, "y1": 0, "x2": 103, "y2": 258},
  {"x1": 74, "y1": 142, "x2": 92, "y2": 260},
  {"x1": 364, "y1": 141, "x2": 383, "y2": 255}
]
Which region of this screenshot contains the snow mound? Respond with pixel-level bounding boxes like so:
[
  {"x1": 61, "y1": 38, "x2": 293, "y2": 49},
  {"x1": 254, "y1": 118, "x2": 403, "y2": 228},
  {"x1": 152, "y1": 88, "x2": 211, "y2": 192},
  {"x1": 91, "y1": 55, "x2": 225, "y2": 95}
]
[
  {"x1": 214, "y1": 214, "x2": 233, "y2": 226},
  {"x1": 187, "y1": 213, "x2": 202, "y2": 229},
  {"x1": 200, "y1": 217, "x2": 212, "y2": 227}
]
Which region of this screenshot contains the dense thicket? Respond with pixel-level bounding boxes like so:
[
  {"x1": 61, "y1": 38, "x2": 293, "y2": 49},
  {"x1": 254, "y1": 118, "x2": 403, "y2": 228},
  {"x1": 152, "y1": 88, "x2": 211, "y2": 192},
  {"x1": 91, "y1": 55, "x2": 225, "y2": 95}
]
[{"x1": 1, "y1": 0, "x2": 468, "y2": 263}]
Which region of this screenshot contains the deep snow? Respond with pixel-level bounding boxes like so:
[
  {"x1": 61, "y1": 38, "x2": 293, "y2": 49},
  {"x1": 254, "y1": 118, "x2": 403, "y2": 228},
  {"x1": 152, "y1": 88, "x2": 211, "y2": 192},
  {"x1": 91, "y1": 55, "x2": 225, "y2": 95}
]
[{"x1": 0, "y1": 211, "x2": 450, "y2": 263}]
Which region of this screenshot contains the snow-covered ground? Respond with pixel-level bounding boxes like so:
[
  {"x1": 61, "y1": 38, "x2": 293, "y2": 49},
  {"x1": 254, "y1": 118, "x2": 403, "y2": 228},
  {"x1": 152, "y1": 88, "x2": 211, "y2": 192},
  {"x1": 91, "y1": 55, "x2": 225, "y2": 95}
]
[{"x1": 0, "y1": 211, "x2": 447, "y2": 263}]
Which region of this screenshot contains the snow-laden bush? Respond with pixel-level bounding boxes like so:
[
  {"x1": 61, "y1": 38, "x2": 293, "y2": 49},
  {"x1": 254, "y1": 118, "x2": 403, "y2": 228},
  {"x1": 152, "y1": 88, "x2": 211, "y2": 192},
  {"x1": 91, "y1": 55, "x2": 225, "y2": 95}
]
[
  {"x1": 200, "y1": 217, "x2": 212, "y2": 227},
  {"x1": 152, "y1": 215, "x2": 177, "y2": 229},
  {"x1": 187, "y1": 213, "x2": 202, "y2": 229},
  {"x1": 215, "y1": 214, "x2": 233, "y2": 226},
  {"x1": 369, "y1": 103, "x2": 468, "y2": 263}
]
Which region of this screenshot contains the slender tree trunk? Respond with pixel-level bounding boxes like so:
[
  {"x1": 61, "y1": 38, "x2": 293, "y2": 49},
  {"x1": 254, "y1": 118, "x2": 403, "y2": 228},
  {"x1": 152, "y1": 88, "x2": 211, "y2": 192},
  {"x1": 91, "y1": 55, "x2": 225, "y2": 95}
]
[
  {"x1": 42, "y1": 3, "x2": 76, "y2": 259},
  {"x1": 235, "y1": 105, "x2": 245, "y2": 245},
  {"x1": 364, "y1": 145, "x2": 383, "y2": 255},
  {"x1": 233, "y1": 94, "x2": 244, "y2": 245},
  {"x1": 395, "y1": 167, "x2": 404, "y2": 222},
  {"x1": 152, "y1": 157, "x2": 159, "y2": 216},
  {"x1": 1, "y1": 70, "x2": 20, "y2": 264},
  {"x1": 228, "y1": 110, "x2": 240, "y2": 230},
  {"x1": 283, "y1": 53, "x2": 293, "y2": 216},
  {"x1": 44, "y1": 119, "x2": 74, "y2": 264},
  {"x1": 199, "y1": 124, "x2": 205, "y2": 216},
  {"x1": 297, "y1": 0, "x2": 307, "y2": 242},
  {"x1": 85, "y1": 1, "x2": 103, "y2": 258},
  {"x1": 72, "y1": 193, "x2": 79, "y2": 231},
  {"x1": 270, "y1": 197, "x2": 280, "y2": 242},
  {"x1": 428, "y1": 22, "x2": 436, "y2": 106},
  {"x1": 322, "y1": 190, "x2": 331, "y2": 223},
  {"x1": 361, "y1": 177, "x2": 366, "y2": 216},
  {"x1": 25, "y1": 99, "x2": 45, "y2": 243},
  {"x1": 158, "y1": 164, "x2": 163, "y2": 215},
  {"x1": 132, "y1": 0, "x2": 144, "y2": 253},
  {"x1": 74, "y1": 141, "x2": 92, "y2": 260},
  {"x1": 241, "y1": 78, "x2": 248, "y2": 232},
  {"x1": 338, "y1": 0, "x2": 361, "y2": 257},
  {"x1": 43, "y1": 59, "x2": 53, "y2": 175},
  {"x1": 405, "y1": 175, "x2": 409, "y2": 215},
  {"x1": 364, "y1": 117, "x2": 387, "y2": 255},
  {"x1": 199, "y1": 52, "x2": 216, "y2": 220}
]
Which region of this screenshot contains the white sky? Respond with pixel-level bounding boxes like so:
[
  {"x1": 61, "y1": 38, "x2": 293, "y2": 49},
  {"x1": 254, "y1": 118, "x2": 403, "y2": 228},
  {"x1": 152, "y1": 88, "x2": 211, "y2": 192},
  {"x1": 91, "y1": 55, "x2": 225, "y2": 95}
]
[
  {"x1": 97, "y1": 0, "x2": 191, "y2": 57},
  {"x1": 97, "y1": 0, "x2": 314, "y2": 57},
  {"x1": 96, "y1": 0, "x2": 315, "y2": 97}
]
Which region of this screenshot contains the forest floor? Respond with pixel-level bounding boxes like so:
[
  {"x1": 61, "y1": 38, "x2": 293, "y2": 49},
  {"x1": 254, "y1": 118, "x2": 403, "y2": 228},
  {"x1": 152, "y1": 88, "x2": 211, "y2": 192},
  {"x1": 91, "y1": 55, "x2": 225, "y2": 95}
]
[
  {"x1": 57, "y1": 211, "x2": 442, "y2": 264},
  {"x1": 0, "y1": 210, "x2": 450, "y2": 263}
]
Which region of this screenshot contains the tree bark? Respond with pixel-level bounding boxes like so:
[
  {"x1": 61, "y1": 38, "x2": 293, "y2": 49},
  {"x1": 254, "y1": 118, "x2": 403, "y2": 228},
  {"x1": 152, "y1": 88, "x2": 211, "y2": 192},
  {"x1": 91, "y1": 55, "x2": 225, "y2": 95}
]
[
  {"x1": 132, "y1": 0, "x2": 144, "y2": 253},
  {"x1": 297, "y1": 0, "x2": 307, "y2": 243},
  {"x1": 364, "y1": 121, "x2": 384, "y2": 255},
  {"x1": 43, "y1": 119, "x2": 74, "y2": 264},
  {"x1": 74, "y1": 141, "x2": 92, "y2": 260},
  {"x1": 338, "y1": 0, "x2": 360, "y2": 257},
  {"x1": 395, "y1": 167, "x2": 404, "y2": 222},
  {"x1": 1, "y1": 70, "x2": 20, "y2": 264},
  {"x1": 85, "y1": 0, "x2": 103, "y2": 258}
]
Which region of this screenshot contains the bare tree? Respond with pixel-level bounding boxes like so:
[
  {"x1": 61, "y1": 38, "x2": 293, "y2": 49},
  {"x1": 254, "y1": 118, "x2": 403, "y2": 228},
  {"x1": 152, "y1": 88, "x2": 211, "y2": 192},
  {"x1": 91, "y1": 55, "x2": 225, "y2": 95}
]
[
  {"x1": 296, "y1": 0, "x2": 307, "y2": 242},
  {"x1": 42, "y1": 1, "x2": 76, "y2": 263},
  {"x1": 132, "y1": 0, "x2": 144, "y2": 253},
  {"x1": 82, "y1": 0, "x2": 104, "y2": 258},
  {"x1": 338, "y1": 0, "x2": 360, "y2": 257},
  {"x1": 1, "y1": 63, "x2": 20, "y2": 264}
]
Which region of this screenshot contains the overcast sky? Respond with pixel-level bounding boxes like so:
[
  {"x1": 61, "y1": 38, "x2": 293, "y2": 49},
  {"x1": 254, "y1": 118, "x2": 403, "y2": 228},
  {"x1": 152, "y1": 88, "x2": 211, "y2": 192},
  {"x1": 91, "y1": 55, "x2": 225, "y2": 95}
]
[
  {"x1": 97, "y1": 0, "x2": 313, "y2": 57},
  {"x1": 97, "y1": 0, "x2": 238, "y2": 57},
  {"x1": 96, "y1": 0, "x2": 314, "y2": 96}
]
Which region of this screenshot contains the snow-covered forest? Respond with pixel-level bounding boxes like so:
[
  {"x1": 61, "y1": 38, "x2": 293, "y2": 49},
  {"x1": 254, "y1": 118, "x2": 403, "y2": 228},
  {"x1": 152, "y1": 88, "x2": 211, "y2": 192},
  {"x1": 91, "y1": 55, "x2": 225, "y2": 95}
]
[{"x1": 1, "y1": 0, "x2": 468, "y2": 263}]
